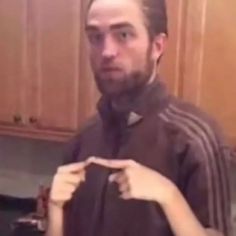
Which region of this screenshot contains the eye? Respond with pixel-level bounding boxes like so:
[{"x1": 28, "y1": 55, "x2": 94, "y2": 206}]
[
  {"x1": 115, "y1": 30, "x2": 134, "y2": 43},
  {"x1": 88, "y1": 33, "x2": 104, "y2": 46},
  {"x1": 120, "y1": 31, "x2": 130, "y2": 39}
]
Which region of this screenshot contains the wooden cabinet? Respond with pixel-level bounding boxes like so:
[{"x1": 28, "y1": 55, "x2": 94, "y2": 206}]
[
  {"x1": 160, "y1": 0, "x2": 236, "y2": 145},
  {"x1": 0, "y1": 0, "x2": 27, "y2": 127},
  {"x1": 160, "y1": 0, "x2": 186, "y2": 97},
  {"x1": 182, "y1": 0, "x2": 236, "y2": 144},
  {"x1": 0, "y1": 0, "x2": 96, "y2": 141},
  {"x1": 27, "y1": 0, "x2": 81, "y2": 132}
]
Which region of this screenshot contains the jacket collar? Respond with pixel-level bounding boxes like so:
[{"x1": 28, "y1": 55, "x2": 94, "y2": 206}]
[{"x1": 97, "y1": 78, "x2": 169, "y2": 128}]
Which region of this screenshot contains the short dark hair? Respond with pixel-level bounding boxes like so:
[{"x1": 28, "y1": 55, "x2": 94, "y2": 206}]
[
  {"x1": 87, "y1": 0, "x2": 168, "y2": 39},
  {"x1": 141, "y1": 0, "x2": 168, "y2": 38}
]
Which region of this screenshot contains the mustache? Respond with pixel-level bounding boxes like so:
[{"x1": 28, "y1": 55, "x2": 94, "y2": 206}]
[
  {"x1": 100, "y1": 61, "x2": 123, "y2": 69},
  {"x1": 99, "y1": 67, "x2": 123, "y2": 73}
]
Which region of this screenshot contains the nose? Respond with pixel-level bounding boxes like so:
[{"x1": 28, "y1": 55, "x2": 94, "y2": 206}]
[{"x1": 102, "y1": 36, "x2": 118, "y2": 59}]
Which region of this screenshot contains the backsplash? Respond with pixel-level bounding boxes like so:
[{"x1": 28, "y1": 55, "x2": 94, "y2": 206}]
[{"x1": 0, "y1": 135, "x2": 65, "y2": 198}]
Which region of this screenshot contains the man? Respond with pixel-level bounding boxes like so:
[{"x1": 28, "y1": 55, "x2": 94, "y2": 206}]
[{"x1": 46, "y1": 0, "x2": 231, "y2": 235}]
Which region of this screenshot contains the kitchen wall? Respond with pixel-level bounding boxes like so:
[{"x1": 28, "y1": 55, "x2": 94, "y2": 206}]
[{"x1": 0, "y1": 135, "x2": 65, "y2": 198}]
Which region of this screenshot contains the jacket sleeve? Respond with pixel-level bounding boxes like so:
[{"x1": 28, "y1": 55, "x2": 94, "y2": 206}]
[{"x1": 179, "y1": 134, "x2": 232, "y2": 236}]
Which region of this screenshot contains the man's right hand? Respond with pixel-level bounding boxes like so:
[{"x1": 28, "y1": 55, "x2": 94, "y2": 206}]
[{"x1": 49, "y1": 162, "x2": 88, "y2": 209}]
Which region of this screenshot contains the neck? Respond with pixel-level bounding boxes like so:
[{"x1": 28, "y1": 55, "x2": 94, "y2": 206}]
[
  {"x1": 111, "y1": 95, "x2": 134, "y2": 113},
  {"x1": 111, "y1": 73, "x2": 157, "y2": 113}
]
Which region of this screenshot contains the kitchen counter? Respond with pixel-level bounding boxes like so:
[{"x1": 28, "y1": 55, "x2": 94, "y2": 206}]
[{"x1": 0, "y1": 195, "x2": 36, "y2": 236}]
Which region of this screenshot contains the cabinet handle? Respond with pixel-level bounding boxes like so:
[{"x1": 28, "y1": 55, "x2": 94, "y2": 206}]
[
  {"x1": 29, "y1": 117, "x2": 38, "y2": 124},
  {"x1": 13, "y1": 115, "x2": 22, "y2": 124}
]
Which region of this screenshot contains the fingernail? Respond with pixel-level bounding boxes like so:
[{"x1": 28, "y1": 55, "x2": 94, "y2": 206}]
[
  {"x1": 88, "y1": 156, "x2": 95, "y2": 162},
  {"x1": 82, "y1": 175, "x2": 85, "y2": 182},
  {"x1": 108, "y1": 174, "x2": 115, "y2": 182}
]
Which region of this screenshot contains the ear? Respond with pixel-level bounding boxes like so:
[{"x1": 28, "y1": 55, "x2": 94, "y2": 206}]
[{"x1": 151, "y1": 33, "x2": 168, "y2": 62}]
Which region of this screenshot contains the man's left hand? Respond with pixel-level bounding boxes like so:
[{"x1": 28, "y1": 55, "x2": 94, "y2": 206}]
[{"x1": 87, "y1": 157, "x2": 177, "y2": 206}]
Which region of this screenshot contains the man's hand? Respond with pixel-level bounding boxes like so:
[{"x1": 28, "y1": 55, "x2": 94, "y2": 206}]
[
  {"x1": 87, "y1": 157, "x2": 177, "y2": 205},
  {"x1": 49, "y1": 162, "x2": 88, "y2": 208}
]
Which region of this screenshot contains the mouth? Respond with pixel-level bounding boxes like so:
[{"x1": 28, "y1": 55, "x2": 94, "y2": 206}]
[
  {"x1": 100, "y1": 66, "x2": 122, "y2": 72},
  {"x1": 101, "y1": 68, "x2": 122, "y2": 73},
  {"x1": 98, "y1": 67, "x2": 124, "y2": 81}
]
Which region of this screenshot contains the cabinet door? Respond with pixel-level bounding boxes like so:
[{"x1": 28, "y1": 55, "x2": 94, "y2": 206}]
[
  {"x1": 159, "y1": 0, "x2": 186, "y2": 96},
  {"x1": 27, "y1": 0, "x2": 83, "y2": 132},
  {"x1": 182, "y1": 0, "x2": 236, "y2": 143},
  {"x1": 0, "y1": 0, "x2": 27, "y2": 126}
]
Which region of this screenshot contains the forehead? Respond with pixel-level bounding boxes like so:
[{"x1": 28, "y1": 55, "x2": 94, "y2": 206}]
[{"x1": 87, "y1": 0, "x2": 145, "y2": 29}]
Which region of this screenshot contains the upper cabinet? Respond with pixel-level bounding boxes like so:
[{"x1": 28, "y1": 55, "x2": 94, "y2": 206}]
[
  {"x1": 0, "y1": 0, "x2": 27, "y2": 127},
  {"x1": 160, "y1": 0, "x2": 186, "y2": 97},
  {"x1": 0, "y1": 0, "x2": 96, "y2": 141},
  {"x1": 26, "y1": 0, "x2": 82, "y2": 132},
  {"x1": 160, "y1": 0, "x2": 236, "y2": 145},
  {"x1": 182, "y1": 0, "x2": 236, "y2": 144}
]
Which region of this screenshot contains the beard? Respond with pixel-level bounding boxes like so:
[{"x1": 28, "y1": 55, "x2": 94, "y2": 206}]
[{"x1": 93, "y1": 52, "x2": 155, "y2": 99}]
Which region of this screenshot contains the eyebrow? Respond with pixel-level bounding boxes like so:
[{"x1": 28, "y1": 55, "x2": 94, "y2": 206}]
[{"x1": 85, "y1": 22, "x2": 135, "y2": 32}]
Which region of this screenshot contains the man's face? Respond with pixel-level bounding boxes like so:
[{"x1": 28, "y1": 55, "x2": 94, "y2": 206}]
[{"x1": 86, "y1": 0, "x2": 156, "y2": 97}]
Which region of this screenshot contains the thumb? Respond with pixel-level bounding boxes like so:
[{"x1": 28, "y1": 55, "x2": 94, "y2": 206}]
[{"x1": 87, "y1": 157, "x2": 133, "y2": 169}]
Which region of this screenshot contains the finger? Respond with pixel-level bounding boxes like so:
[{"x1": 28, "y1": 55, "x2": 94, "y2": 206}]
[
  {"x1": 63, "y1": 171, "x2": 86, "y2": 185},
  {"x1": 109, "y1": 172, "x2": 127, "y2": 184},
  {"x1": 119, "y1": 182, "x2": 130, "y2": 193},
  {"x1": 120, "y1": 191, "x2": 132, "y2": 200},
  {"x1": 51, "y1": 191, "x2": 74, "y2": 202},
  {"x1": 53, "y1": 172, "x2": 86, "y2": 189},
  {"x1": 81, "y1": 171, "x2": 86, "y2": 182},
  {"x1": 50, "y1": 185, "x2": 76, "y2": 201},
  {"x1": 88, "y1": 157, "x2": 133, "y2": 169},
  {"x1": 57, "y1": 162, "x2": 88, "y2": 174},
  {"x1": 57, "y1": 184, "x2": 78, "y2": 194}
]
